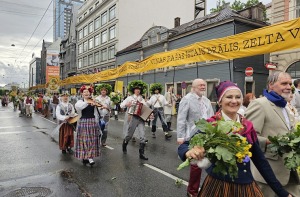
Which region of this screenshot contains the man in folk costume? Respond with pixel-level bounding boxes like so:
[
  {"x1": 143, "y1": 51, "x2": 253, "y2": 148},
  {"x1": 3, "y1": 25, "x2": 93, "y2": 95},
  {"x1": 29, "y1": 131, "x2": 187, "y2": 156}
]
[
  {"x1": 56, "y1": 92, "x2": 76, "y2": 154},
  {"x1": 148, "y1": 83, "x2": 172, "y2": 139},
  {"x1": 95, "y1": 83, "x2": 112, "y2": 146},
  {"x1": 120, "y1": 80, "x2": 149, "y2": 160},
  {"x1": 24, "y1": 94, "x2": 34, "y2": 117},
  {"x1": 164, "y1": 86, "x2": 177, "y2": 131}
]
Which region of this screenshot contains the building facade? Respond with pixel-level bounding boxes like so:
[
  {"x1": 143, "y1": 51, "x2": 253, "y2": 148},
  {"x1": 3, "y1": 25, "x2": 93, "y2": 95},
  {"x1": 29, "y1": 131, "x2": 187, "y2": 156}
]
[
  {"x1": 268, "y1": 0, "x2": 300, "y2": 77},
  {"x1": 116, "y1": 6, "x2": 269, "y2": 105},
  {"x1": 29, "y1": 57, "x2": 41, "y2": 87},
  {"x1": 54, "y1": 0, "x2": 83, "y2": 41},
  {"x1": 76, "y1": 0, "x2": 197, "y2": 75}
]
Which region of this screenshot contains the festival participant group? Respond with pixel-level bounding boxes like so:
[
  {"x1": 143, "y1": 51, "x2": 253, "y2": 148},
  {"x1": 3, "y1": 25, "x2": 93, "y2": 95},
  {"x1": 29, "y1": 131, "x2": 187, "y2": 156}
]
[{"x1": 2, "y1": 71, "x2": 300, "y2": 196}]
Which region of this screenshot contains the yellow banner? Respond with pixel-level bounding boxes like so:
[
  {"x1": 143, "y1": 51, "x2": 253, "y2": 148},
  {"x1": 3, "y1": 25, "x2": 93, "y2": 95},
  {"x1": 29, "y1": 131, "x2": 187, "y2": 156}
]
[
  {"x1": 30, "y1": 18, "x2": 300, "y2": 88},
  {"x1": 114, "y1": 80, "x2": 124, "y2": 93}
]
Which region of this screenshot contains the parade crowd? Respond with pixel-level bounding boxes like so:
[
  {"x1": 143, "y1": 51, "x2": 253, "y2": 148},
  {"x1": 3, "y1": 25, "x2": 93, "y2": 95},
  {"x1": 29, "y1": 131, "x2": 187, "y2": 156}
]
[{"x1": 1, "y1": 71, "x2": 300, "y2": 197}]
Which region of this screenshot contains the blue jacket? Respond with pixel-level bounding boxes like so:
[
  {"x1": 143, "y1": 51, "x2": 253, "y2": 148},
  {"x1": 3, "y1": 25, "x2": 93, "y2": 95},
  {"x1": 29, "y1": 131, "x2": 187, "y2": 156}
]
[{"x1": 178, "y1": 132, "x2": 289, "y2": 197}]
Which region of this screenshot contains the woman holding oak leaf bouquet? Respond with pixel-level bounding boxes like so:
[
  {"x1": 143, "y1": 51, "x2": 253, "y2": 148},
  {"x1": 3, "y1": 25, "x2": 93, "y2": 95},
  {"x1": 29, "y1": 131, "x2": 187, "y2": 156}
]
[{"x1": 178, "y1": 81, "x2": 293, "y2": 197}]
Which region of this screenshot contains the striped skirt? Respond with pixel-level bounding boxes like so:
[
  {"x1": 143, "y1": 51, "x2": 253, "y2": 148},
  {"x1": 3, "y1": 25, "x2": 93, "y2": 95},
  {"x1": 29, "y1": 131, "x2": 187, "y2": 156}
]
[
  {"x1": 198, "y1": 175, "x2": 264, "y2": 197},
  {"x1": 74, "y1": 118, "x2": 100, "y2": 159},
  {"x1": 59, "y1": 123, "x2": 74, "y2": 150}
]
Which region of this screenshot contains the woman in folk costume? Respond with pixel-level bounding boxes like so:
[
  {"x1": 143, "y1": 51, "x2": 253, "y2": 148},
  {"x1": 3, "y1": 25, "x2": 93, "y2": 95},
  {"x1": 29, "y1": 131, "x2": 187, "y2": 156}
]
[
  {"x1": 95, "y1": 83, "x2": 112, "y2": 146},
  {"x1": 24, "y1": 94, "x2": 34, "y2": 117},
  {"x1": 75, "y1": 85, "x2": 101, "y2": 166},
  {"x1": 148, "y1": 83, "x2": 172, "y2": 139},
  {"x1": 164, "y1": 86, "x2": 177, "y2": 131},
  {"x1": 56, "y1": 92, "x2": 76, "y2": 154},
  {"x1": 120, "y1": 80, "x2": 149, "y2": 160}
]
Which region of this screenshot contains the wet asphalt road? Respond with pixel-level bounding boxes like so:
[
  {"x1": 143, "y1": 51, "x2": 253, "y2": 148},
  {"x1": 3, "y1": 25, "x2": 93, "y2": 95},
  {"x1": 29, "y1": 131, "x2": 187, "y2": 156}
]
[{"x1": 0, "y1": 103, "x2": 192, "y2": 197}]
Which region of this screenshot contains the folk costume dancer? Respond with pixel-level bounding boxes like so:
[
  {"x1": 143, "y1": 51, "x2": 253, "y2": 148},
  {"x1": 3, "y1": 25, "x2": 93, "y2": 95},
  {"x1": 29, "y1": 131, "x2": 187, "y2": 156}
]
[
  {"x1": 164, "y1": 86, "x2": 177, "y2": 131},
  {"x1": 177, "y1": 79, "x2": 214, "y2": 197},
  {"x1": 75, "y1": 85, "x2": 101, "y2": 166},
  {"x1": 95, "y1": 83, "x2": 112, "y2": 146},
  {"x1": 148, "y1": 83, "x2": 172, "y2": 139},
  {"x1": 56, "y1": 92, "x2": 76, "y2": 154},
  {"x1": 120, "y1": 80, "x2": 149, "y2": 160},
  {"x1": 24, "y1": 95, "x2": 34, "y2": 117}
]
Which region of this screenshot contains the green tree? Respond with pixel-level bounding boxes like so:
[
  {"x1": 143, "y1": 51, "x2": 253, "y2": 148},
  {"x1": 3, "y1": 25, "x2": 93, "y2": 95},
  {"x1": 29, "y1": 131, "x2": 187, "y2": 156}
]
[
  {"x1": 210, "y1": 0, "x2": 230, "y2": 13},
  {"x1": 231, "y1": 0, "x2": 245, "y2": 11},
  {"x1": 245, "y1": 0, "x2": 260, "y2": 8}
]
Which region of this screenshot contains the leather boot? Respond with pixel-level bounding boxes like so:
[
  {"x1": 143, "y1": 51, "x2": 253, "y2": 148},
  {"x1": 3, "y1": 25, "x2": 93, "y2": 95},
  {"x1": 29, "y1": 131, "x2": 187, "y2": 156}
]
[
  {"x1": 139, "y1": 143, "x2": 148, "y2": 160},
  {"x1": 122, "y1": 139, "x2": 128, "y2": 154},
  {"x1": 151, "y1": 125, "x2": 156, "y2": 132},
  {"x1": 164, "y1": 132, "x2": 172, "y2": 140},
  {"x1": 167, "y1": 122, "x2": 173, "y2": 131}
]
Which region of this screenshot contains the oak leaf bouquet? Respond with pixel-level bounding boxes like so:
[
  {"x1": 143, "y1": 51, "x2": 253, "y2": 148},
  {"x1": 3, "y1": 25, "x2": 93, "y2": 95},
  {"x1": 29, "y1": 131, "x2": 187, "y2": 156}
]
[
  {"x1": 268, "y1": 123, "x2": 300, "y2": 175},
  {"x1": 177, "y1": 119, "x2": 252, "y2": 179}
]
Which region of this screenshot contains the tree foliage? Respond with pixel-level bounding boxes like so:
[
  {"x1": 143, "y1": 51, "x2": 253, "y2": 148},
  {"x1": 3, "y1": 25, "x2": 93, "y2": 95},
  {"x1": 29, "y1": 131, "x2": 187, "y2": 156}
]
[{"x1": 210, "y1": 0, "x2": 268, "y2": 22}]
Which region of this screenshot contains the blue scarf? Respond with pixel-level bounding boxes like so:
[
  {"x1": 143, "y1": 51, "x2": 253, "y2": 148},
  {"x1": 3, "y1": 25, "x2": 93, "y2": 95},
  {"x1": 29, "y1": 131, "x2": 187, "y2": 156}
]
[{"x1": 263, "y1": 89, "x2": 287, "y2": 108}]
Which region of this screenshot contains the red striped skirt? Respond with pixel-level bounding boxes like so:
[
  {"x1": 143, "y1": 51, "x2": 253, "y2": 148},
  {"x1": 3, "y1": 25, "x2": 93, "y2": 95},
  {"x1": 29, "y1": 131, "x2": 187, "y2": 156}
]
[
  {"x1": 59, "y1": 123, "x2": 74, "y2": 150},
  {"x1": 198, "y1": 175, "x2": 264, "y2": 197}
]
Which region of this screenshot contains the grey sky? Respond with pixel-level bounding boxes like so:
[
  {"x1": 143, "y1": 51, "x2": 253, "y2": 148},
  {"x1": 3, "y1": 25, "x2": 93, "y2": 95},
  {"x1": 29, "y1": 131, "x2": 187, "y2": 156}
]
[{"x1": 0, "y1": 0, "x2": 271, "y2": 86}]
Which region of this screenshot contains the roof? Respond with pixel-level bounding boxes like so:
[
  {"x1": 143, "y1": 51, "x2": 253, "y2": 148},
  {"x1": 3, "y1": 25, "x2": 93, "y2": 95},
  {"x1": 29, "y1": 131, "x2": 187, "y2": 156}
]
[{"x1": 117, "y1": 7, "x2": 267, "y2": 56}]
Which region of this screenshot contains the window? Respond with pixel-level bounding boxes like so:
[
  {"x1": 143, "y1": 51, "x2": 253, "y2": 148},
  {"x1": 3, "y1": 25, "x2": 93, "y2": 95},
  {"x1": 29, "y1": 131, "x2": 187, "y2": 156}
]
[
  {"x1": 89, "y1": 7, "x2": 93, "y2": 13},
  {"x1": 83, "y1": 41, "x2": 87, "y2": 52},
  {"x1": 79, "y1": 29, "x2": 83, "y2": 40},
  {"x1": 94, "y1": 35, "x2": 100, "y2": 46},
  {"x1": 89, "y1": 22, "x2": 93, "y2": 33},
  {"x1": 108, "y1": 45, "x2": 115, "y2": 59},
  {"x1": 95, "y1": 17, "x2": 100, "y2": 29},
  {"x1": 83, "y1": 56, "x2": 88, "y2": 67},
  {"x1": 101, "y1": 30, "x2": 107, "y2": 43},
  {"x1": 94, "y1": 52, "x2": 99, "y2": 63},
  {"x1": 101, "y1": 49, "x2": 107, "y2": 61},
  {"x1": 84, "y1": 12, "x2": 87, "y2": 17},
  {"x1": 79, "y1": 16, "x2": 82, "y2": 22},
  {"x1": 88, "y1": 54, "x2": 93, "y2": 65},
  {"x1": 89, "y1": 38, "x2": 93, "y2": 49},
  {"x1": 83, "y1": 26, "x2": 88, "y2": 37},
  {"x1": 78, "y1": 58, "x2": 82, "y2": 68},
  {"x1": 109, "y1": 5, "x2": 116, "y2": 20},
  {"x1": 101, "y1": 12, "x2": 107, "y2": 26},
  {"x1": 95, "y1": 1, "x2": 99, "y2": 7},
  {"x1": 78, "y1": 44, "x2": 83, "y2": 54},
  {"x1": 109, "y1": 25, "x2": 116, "y2": 40}
]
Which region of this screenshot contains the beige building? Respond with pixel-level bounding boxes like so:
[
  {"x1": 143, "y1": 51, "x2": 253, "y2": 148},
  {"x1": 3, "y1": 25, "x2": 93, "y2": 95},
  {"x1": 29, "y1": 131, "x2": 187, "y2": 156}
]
[
  {"x1": 268, "y1": 0, "x2": 300, "y2": 76},
  {"x1": 76, "y1": 0, "x2": 202, "y2": 74}
]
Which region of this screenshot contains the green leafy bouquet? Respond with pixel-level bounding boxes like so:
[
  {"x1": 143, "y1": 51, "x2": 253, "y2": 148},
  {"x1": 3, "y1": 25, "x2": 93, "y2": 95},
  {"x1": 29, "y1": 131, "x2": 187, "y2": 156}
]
[
  {"x1": 268, "y1": 124, "x2": 300, "y2": 175},
  {"x1": 110, "y1": 92, "x2": 122, "y2": 104},
  {"x1": 177, "y1": 119, "x2": 252, "y2": 179}
]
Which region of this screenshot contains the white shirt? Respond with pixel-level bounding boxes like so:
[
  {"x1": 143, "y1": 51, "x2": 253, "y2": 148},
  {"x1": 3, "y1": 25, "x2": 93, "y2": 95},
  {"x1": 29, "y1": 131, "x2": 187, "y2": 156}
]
[
  {"x1": 148, "y1": 94, "x2": 167, "y2": 108},
  {"x1": 56, "y1": 102, "x2": 75, "y2": 122}
]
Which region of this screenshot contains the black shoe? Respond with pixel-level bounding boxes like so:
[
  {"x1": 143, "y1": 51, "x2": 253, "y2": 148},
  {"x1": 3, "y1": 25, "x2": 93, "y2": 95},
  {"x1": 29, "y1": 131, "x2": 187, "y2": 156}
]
[
  {"x1": 165, "y1": 132, "x2": 172, "y2": 140},
  {"x1": 82, "y1": 159, "x2": 89, "y2": 165},
  {"x1": 152, "y1": 132, "x2": 156, "y2": 138},
  {"x1": 62, "y1": 150, "x2": 67, "y2": 154},
  {"x1": 139, "y1": 154, "x2": 148, "y2": 160},
  {"x1": 122, "y1": 140, "x2": 128, "y2": 154}
]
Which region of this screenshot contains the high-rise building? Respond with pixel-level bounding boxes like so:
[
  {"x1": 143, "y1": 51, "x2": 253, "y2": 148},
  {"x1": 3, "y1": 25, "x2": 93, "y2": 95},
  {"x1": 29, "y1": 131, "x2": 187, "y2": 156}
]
[{"x1": 53, "y1": 0, "x2": 83, "y2": 41}]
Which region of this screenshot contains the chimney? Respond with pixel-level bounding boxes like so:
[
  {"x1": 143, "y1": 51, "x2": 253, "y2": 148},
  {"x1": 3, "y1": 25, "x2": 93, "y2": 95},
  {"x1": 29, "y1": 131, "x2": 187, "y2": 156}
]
[
  {"x1": 174, "y1": 17, "x2": 180, "y2": 28},
  {"x1": 238, "y1": 2, "x2": 265, "y2": 21}
]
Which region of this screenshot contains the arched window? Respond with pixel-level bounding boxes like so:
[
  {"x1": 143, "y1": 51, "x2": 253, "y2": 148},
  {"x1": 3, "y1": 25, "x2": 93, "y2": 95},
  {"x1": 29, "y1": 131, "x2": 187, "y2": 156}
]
[{"x1": 286, "y1": 61, "x2": 300, "y2": 78}]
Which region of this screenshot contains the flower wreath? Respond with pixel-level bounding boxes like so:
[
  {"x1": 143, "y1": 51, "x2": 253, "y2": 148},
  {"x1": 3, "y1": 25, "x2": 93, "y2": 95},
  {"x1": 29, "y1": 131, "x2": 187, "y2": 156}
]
[
  {"x1": 127, "y1": 80, "x2": 148, "y2": 94},
  {"x1": 149, "y1": 83, "x2": 163, "y2": 94},
  {"x1": 96, "y1": 83, "x2": 112, "y2": 95}
]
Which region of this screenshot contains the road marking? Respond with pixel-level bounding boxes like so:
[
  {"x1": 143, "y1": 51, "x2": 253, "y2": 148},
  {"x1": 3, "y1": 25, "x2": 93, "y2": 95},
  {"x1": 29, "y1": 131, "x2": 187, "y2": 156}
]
[
  {"x1": 104, "y1": 145, "x2": 114, "y2": 150},
  {"x1": 143, "y1": 164, "x2": 188, "y2": 186},
  {"x1": 0, "y1": 125, "x2": 23, "y2": 129},
  {"x1": 0, "y1": 130, "x2": 32, "y2": 135},
  {"x1": 37, "y1": 115, "x2": 57, "y2": 124},
  {"x1": 0, "y1": 116, "x2": 15, "y2": 119}
]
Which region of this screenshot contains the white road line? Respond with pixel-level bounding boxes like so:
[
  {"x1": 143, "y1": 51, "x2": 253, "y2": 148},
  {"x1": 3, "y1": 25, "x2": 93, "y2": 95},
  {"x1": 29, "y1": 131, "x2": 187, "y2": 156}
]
[
  {"x1": 0, "y1": 125, "x2": 23, "y2": 129},
  {"x1": 104, "y1": 145, "x2": 114, "y2": 150},
  {"x1": 143, "y1": 163, "x2": 188, "y2": 186},
  {"x1": 37, "y1": 115, "x2": 57, "y2": 124},
  {"x1": 0, "y1": 131, "x2": 32, "y2": 135}
]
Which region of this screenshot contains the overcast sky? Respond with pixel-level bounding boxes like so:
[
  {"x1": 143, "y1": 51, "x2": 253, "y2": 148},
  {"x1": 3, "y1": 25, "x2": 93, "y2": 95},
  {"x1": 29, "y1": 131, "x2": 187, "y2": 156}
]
[{"x1": 0, "y1": 0, "x2": 271, "y2": 87}]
